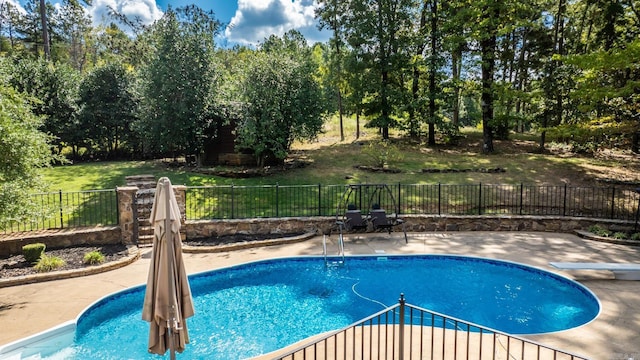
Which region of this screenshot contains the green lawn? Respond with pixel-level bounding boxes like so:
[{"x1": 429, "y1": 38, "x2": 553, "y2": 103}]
[{"x1": 41, "y1": 125, "x2": 623, "y2": 192}]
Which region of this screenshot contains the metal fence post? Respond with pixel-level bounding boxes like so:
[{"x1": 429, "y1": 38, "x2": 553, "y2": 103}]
[
  {"x1": 634, "y1": 188, "x2": 640, "y2": 231},
  {"x1": 231, "y1": 184, "x2": 235, "y2": 219},
  {"x1": 478, "y1": 183, "x2": 483, "y2": 215},
  {"x1": 275, "y1": 183, "x2": 279, "y2": 218},
  {"x1": 563, "y1": 183, "x2": 568, "y2": 216},
  {"x1": 519, "y1": 183, "x2": 524, "y2": 215},
  {"x1": 610, "y1": 187, "x2": 616, "y2": 219},
  {"x1": 318, "y1": 184, "x2": 322, "y2": 216},
  {"x1": 438, "y1": 183, "x2": 441, "y2": 215},
  {"x1": 397, "y1": 182, "x2": 402, "y2": 214},
  {"x1": 59, "y1": 190, "x2": 64, "y2": 228},
  {"x1": 398, "y1": 293, "x2": 405, "y2": 360}
]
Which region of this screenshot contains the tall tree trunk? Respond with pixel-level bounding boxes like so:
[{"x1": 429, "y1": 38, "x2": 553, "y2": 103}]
[
  {"x1": 427, "y1": 0, "x2": 438, "y2": 146},
  {"x1": 409, "y1": 1, "x2": 428, "y2": 139},
  {"x1": 513, "y1": 29, "x2": 528, "y2": 132},
  {"x1": 332, "y1": 10, "x2": 345, "y2": 141},
  {"x1": 381, "y1": 69, "x2": 390, "y2": 139},
  {"x1": 338, "y1": 91, "x2": 344, "y2": 141},
  {"x1": 39, "y1": 0, "x2": 50, "y2": 60},
  {"x1": 480, "y1": 2, "x2": 497, "y2": 153},
  {"x1": 356, "y1": 109, "x2": 360, "y2": 139},
  {"x1": 377, "y1": 0, "x2": 390, "y2": 140},
  {"x1": 481, "y1": 35, "x2": 495, "y2": 153},
  {"x1": 451, "y1": 46, "x2": 462, "y2": 127}
]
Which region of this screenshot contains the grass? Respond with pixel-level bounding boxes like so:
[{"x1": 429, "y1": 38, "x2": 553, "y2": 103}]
[{"x1": 40, "y1": 117, "x2": 638, "y2": 191}]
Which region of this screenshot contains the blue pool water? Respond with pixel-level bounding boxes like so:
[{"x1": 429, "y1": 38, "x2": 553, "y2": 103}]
[{"x1": 47, "y1": 255, "x2": 598, "y2": 359}]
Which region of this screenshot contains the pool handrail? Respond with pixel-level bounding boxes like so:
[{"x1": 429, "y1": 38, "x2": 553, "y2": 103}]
[{"x1": 272, "y1": 294, "x2": 590, "y2": 360}]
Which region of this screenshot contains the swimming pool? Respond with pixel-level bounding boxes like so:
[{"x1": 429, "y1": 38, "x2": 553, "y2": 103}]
[{"x1": 1, "y1": 255, "x2": 600, "y2": 359}]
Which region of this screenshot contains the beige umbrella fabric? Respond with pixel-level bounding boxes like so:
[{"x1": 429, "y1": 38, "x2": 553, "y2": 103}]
[{"x1": 142, "y1": 177, "x2": 195, "y2": 358}]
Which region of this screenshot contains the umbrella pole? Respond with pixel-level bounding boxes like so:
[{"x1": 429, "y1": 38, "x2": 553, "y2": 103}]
[{"x1": 164, "y1": 179, "x2": 177, "y2": 360}]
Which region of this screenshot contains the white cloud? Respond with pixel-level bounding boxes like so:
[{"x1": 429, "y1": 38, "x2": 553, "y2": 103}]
[
  {"x1": 0, "y1": 0, "x2": 25, "y2": 14},
  {"x1": 225, "y1": 0, "x2": 329, "y2": 46},
  {"x1": 88, "y1": 0, "x2": 163, "y2": 30}
]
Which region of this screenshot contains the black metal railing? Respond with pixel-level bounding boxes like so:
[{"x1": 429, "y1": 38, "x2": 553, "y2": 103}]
[
  {"x1": 186, "y1": 183, "x2": 640, "y2": 222},
  {"x1": 1, "y1": 189, "x2": 118, "y2": 233},
  {"x1": 2, "y1": 183, "x2": 638, "y2": 234},
  {"x1": 273, "y1": 294, "x2": 589, "y2": 360},
  {"x1": 185, "y1": 184, "x2": 346, "y2": 219}
]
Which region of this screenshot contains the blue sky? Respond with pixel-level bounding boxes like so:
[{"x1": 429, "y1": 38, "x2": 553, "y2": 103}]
[{"x1": 9, "y1": 0, "x2": 330, "y2": 46}]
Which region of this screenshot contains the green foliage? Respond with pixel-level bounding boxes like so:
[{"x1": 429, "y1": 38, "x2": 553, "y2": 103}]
[
  {"x1": 361, "y1": 140, "x2": 404, "y2": 168},
  {"x1": 631, "y1": 233, "x2": 640, "y2": 241},
  {"x1": 546, "y1": 117, "x2": 636, "y2": 153},
  {"x1": 136, "y1": 6, "x2": 222, "y2": 160},
  {"x1": 83, "y1": 251, "x2": 105, "y2": 265},
  {"x1": 235, "y1": 31, "x2": 326, "y2": 167},
  {"x1": 438, "y1": 122, "x2": 463, "y2": 145},
  {"x1": 587, "y1": 224, "x2": 611, "y2": 237},
  {"x1": 78, "y1": 62, "x2": 138, "y2": 158},
  {"x1": 34, "y1": 254, "x2": 66, "y2": 272},
  {"x1": 0, "y1": 82, "x2": 58, "y2": 226},
  {"x1": 6, "y1": 57, "x2": 81, "y2": 154},
  {"x1": 22, "y1": 243, "x2": 46, "y2": 263},
  {"x1": 612, "y1": 232, "x2": 628, "y2": 240}
]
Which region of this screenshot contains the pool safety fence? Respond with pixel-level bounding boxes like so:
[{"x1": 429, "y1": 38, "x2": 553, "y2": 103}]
[
  {"x1": 273, "y1": 294, "x2": 588, "y2": 360},
  {"x1": 1, "y1": 189, "x2": 118, "y2": 233},
  {"x1": 185, "y1": 183, "x2": 639, "y2": 221},
  {"x1": 2, "y1": 183, "x2": 639, "y2": 234}
]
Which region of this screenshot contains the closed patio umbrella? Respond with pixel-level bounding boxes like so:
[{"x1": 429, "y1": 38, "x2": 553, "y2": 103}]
[{"x1": 142, "y1": 177, "x2": 194, "y2": 359}]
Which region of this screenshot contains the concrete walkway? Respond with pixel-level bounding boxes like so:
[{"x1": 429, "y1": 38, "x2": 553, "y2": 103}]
[{"x1": 0, "y1": 232, "x2": 639, "y2": 359}]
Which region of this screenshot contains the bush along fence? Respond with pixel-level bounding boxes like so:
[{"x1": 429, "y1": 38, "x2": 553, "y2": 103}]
[{"x1": 2, "y1": 183, "x2": 640, "y2": 235}]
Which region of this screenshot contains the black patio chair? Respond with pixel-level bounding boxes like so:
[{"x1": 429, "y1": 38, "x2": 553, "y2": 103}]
[
  {"x1": 369, "y1": 203, "x2": 408, "y2": 243},
  {"x1": 343, "y1": 204, "x2": 368, "y2": 231}
]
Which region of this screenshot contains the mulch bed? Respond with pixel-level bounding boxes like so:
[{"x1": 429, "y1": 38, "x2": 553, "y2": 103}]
[
  {"x1": 182, "y1": 232, "x2": 306, "y2": 246},
  {"x1": 0, "y1": 232, "x2": 305, "y2": 279},
  {"x1": 0, "y1": 244, "x2": 129, "y2": 279}
]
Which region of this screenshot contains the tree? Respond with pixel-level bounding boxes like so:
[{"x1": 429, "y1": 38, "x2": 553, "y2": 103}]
[
  {"x1": 0, "y1": 84, "x2": 57, "y2": 226},
  {"x1": 53, "y1": 0, "x2": 93, "y2": 70},
  {"x1": 236, "y1": 31, "x2": 326, "y2": 167},
  {"x1": 342, "y1": 0, "x2": 416, "y2": 139},
  {"x1": 78, "y1": 62, "x2": 137, "y2": 158},
  {"x1": 7, "y1": 57, "x2": 81, "y2": 155},
  {"x1": 137, "y1": 5, "x2": 221, "y2": 161},
  {"x1": 17, "y1": 0, "x2": 56, "y2": 58},
  {"x1": 0, "y1": 1, "x2": 22, "y2": 53},
  {"x1": 563, "y1": 40, "x2": 640, "y2": 153},
  {"x1": 317, "y1": 0, "x2": 349, "y2": 140}
]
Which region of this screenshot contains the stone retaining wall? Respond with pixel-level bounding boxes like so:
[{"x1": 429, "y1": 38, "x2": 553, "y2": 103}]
[
  {"x1": 184, "y1": 215, "x2": 635, "y2": 239},
  {"x1": 1, "y1": 215, "x2": 635, "y2": 257},
  {"x1": 0, "y1": 227, "x2": 121, "y2": 257}
]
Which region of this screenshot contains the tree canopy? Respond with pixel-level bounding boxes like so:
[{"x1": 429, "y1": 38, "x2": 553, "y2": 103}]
[
  {"x1": 0, "y1": 0, "x2": 638, "y2": 175},
  {"x1": 0, "y1": 83, "x2": 58, "y2": 225}
]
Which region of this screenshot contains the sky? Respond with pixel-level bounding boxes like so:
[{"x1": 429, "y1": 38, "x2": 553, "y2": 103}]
[{"x1": 8, "y1": 0, "x2": 330, "y2": 47}]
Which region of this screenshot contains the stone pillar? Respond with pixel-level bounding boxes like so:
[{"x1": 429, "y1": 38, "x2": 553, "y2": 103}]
[
  {"x1": 174, "y1": 185, "x2": 187, "y2": 222},
  {"x1": 174, "y1": 185, "x2": 187, "y2": 241},
  {"x1": 117, "y1": 186, "x2": 139, "y2": 245}
]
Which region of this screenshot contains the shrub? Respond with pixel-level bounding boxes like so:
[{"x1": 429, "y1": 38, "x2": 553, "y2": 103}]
[
  {"x1": 362, "y1": 140, "x2": 403, "y2": 168},
  {"x1": 22, "y1": 243, "x2": 46, "y2": 263},
  {"x1": 612, "y1": 232, "x2": 628, "y2": 240},
  {"x1": 587, "y1": 225, "x2": 611, "y2": 237},
  {"x1": 83, "y1": 251, "x2": 105, "y2": 265},
  {"x1": 34, "y1": 254, "x2": 66, "y2": 272},
  {"x1": 631, "y1": 233, "x2": 640, "y2": 241}
]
